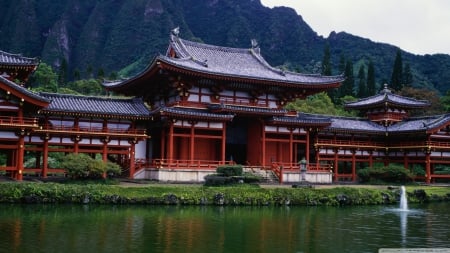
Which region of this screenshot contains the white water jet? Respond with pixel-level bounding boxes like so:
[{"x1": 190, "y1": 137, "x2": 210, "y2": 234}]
[{"x1": 400, "y1": 186, "x2": 408, "y2": 211}]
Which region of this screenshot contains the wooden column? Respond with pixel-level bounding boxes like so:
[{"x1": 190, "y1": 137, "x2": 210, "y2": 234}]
[
  {"x1": 261, "y1": 123, "x2": 266, "y2": 167},
  {"x1": 102, "y1": 137, "x2": 109, "y2": 179},
  {"x1": 16, "y1": 133, "x2": 25, "y2": 181},
  {"x1": 221, "y1": 123, "x2": 226, "y2": 164},
  {"x1": 333, "y1": 148, "x2": 338, "y2": 182},
  {"x1": 305, "y1": 129, "x2": 310, "y2": 161},
  {"x1": 425, "y1": 150, "x2": 431, "y2": 184},
  {"x1": 161, "y1": 128, "x2": 166, "y2": 160},
  {"x1": 289, "y1": 128, "x2": 294, "y2": 165},
  {"x1": 351, "y1": 150, "x2": 356, "y2": 181},
  {"x1": 129, "y1": 140, "x2": 136, "y2": 179},
  {"x1": 190, "y1": 123, "x2": 195, "y2": 163},
  {"x1": 369, "y1": 151, "x2": 373, "y2": 167},
  {"x1": 403, "y1": 152, "x2": 409, "y2": 169},
  {"x1": 42, "y1": 136, "x2": 49, "y2": 178},
  {"x1": 168, "y1": 123, "x2": 174, "y2": 163}
]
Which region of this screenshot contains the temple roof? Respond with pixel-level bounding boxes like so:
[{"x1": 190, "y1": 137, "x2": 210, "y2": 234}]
[
  {"x1": 103, "y1": 31, "x2": 344, "y2": 91},
  {"x1": 326, "y1": 117, "x2": 386, "y2": 134},
  {"x1": 39, "y1": 93, "x2": 151, "y2": 119},
  {"x1": 387, "y1": 114, "x2": 450, "y2": 134},
  {"x1": 208, "y1": 104, "x2": 288, "y2": 116},
  {"x1": 0, "y1": 75, "x2": 49, "y2": 105},
  {"x1": 0, "y1": 50, "x2": 39, "y2": 66},
  {"x1": 345, "y1": 84, "x2": 430, "y2": 110},
  {"x1": 153, "y1": 106, "x2": 235, "y2": 121},
  {"x1": 268, "y1": 113, "x2": 332, "y2": 126}
]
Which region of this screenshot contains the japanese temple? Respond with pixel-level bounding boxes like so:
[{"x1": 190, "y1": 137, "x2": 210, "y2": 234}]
[{"x1": 1, "y1": 30, "x2": 450, "y2": 184}]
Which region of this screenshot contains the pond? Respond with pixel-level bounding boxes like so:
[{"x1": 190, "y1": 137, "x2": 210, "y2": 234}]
[{"x1": 0, "y1": 203, "x2": 449, "y2": 253}]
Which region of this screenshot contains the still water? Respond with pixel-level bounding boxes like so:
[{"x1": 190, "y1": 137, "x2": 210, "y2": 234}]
[{"x1": 0, "y1": 203, "x2": 449, "y2": 253}]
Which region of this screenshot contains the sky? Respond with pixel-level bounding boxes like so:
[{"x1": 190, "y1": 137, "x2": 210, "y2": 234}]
[{"x1": 260, "y1": 0, "x2": 450, "y2": 55}]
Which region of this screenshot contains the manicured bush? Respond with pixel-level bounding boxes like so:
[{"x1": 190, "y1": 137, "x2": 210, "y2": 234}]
[
  {"x1": 216, "y1": 165, "x2": 243, "y2": 177},
  {"x1": 357, "y1": 164, "x2": 415, "y2": 183},
  {"x1": 60, "y1": 153, "x2": 121, "y2": 179}
]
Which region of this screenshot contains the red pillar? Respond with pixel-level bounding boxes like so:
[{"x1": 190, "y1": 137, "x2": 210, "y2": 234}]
[
  {"x1": 168, "y1": 123, "x2": 174, "y2": 163},
  {"x1": 129, "y1": 142, "x2": 136, "y2": 179},
  {"x1": 261, "y1": 123, "x2": 266, "y2": 167},
  {"x1": 289, "y1": 129, "x2": 293, "y2": 166},
  {"x1": 221, "y1": 123, "x2": 226, "y2": 164},
  {"x1": 351, "y1": 150, "x2": 356, "y2": 181},
  {"x1": 16, "y1": 135, "x2": 25, "y2": 181},
  {"x1": 42, "y1": 138, "x2": 49, "y2": 178},
  {"x1": 190, "y1": 124, "x2": 195, "y2": 163},
  {"x1": 333, "y1": 149, "x2": 338, "y2": 182},
  {"x1": 305, "y1": 129, "x2": 310, "y2": 161},
  {"x1": 425, "y1": 151, "x2": 431, "y2": 184}
]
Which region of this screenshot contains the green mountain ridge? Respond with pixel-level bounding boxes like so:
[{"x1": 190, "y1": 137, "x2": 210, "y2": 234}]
[{"x1": 1, "y1": 0, "x2": 449, "y2": 94}]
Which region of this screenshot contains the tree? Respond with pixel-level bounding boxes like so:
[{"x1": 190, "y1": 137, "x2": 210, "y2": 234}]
[
  {"x1": 29, "y1": 63, "x2": 58, "y2": 92},
  {"x1": 285, "y1": 92, "x2": 354, "y2": 116},
  {"x1": 68, "y1": 79, "x2": 103, "y2": 95},
  {"x1": 340, "y1": 59, "x2": 355, "y2": 98},
  {"x1": 57, "y1": 58, "x2": 68, "y2": 87},
  {"x1": 399, "y1": 87, "x2": 444, "y2": 115},
  {"x1": 367, "y1": 60, "x2": 376, "y2": 96},
  {"x1": 357, "y1": 65, "x2": 367, "y2": 98},
  {"x1": 390, "y1": 49, "x2": 403, "y2": 91},
  {"x1": 403, "y1": 63, "x2": 413, "y2": 87},
  {"x1": 321, "y1": 43, "x2": 332, "y2": 76}
]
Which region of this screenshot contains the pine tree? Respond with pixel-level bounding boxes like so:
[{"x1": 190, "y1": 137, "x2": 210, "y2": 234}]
[
  {"x1": 321, "y1": 43, "x2": 332, "y2": 76},
  {"x1": 367, "y1": 60, "x2": 376, "y2": 95},
  {"x1": 357, "y1": 65, "x2": 367, "y2": 98},
  {"x1": 403, "y1": 63, "x2": 413, "y2": 87},
  {"x1": 390, "y1": 49, "x2": 403, "y2": 91},
  {"x1": 341, "y1": 59, "x2": 355, "y2": 97},
  {"x1": 57, "y1": 58, "x2": 67, "y2": 87}
]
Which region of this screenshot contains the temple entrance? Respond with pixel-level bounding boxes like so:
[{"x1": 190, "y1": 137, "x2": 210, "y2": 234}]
[{"x1": 226, "y1": 118, "x2": 248, "y2": 165}]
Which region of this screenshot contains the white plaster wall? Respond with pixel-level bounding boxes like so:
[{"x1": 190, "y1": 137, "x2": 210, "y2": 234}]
[{"x1": 283, "y1": 171, "x2": 332, "y2": 184}]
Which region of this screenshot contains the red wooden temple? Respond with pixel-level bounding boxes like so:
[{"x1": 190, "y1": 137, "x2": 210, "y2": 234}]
[{"x1": 1, "y1": 30, "x2": 450, "y2": 183}]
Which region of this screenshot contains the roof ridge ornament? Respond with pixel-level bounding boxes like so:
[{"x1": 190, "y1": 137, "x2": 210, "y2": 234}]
[
  {"x1": 250, "y1": 39, "x2": 260, "y2": 54},
  {"x1": 381, "y1": 83, "x2": 392, "y2": 94}
]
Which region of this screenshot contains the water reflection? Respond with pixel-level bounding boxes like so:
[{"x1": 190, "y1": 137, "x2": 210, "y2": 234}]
[{"x1": 0, "y1": 204, "x2": 448, "y2": 253}]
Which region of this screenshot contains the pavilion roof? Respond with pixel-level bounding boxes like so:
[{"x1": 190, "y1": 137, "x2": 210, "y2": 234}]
[
  {"x1": 325, "y1": 117, "x2": 387, "y2": 134},
  {"x1": 387, "y1": 114, "x2": 450, "y2": 134},
  {"x1": 208, "y1": 103, "x2": 288, "y2": 116},
  {"x1": 345, "y1": 84, "x2": 430, "y2": 110},
  {"x1": 153, "y1": 106, "x2": 235, "y2": 121},
  {"x1": 39, "y1": 93, "x2": 151, "y2": 119},
  {"x1": 103, "y1": 31, "x2": 344, "y2": 91},
  {"x1": 0, "y1": 75, "x2": 49, "y2": 106},
  {"x1": 268, "y1": 113, "x2": 332, "y2": 127},
  {"x1": 0, "y1": 50, "x2": 39, "y2": 66}
]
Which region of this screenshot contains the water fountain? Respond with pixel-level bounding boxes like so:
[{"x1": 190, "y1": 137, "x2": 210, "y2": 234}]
[{"x1": 399, "y1": 186, "x2": 408, "y2": 211}]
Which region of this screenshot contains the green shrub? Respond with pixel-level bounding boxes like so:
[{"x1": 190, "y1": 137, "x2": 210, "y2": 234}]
[
  {"x1": 357, "y1": 164, "x2": 415, "y2": 183},
  {"x1": 60, "y1": 153, "x2": 121, "y2": 179},
  {"x1": 216, "y1": 165, "x2": 243, "y2": 177}
]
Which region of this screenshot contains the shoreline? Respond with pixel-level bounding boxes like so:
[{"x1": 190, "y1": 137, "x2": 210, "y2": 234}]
[{"x1": 0, "y1": 180, "x2": 449, "y2": 206}]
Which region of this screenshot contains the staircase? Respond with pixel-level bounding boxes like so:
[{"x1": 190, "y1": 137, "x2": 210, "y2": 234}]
[{"x1": 244, "y1": 166, "x2": 279, "y2": 184}]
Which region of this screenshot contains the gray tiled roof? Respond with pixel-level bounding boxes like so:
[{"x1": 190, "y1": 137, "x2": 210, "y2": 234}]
[
  {"x1": 269, "y1": 113, "x2": 332, "y2": 126},
  {"x1": 39, "y1": 93, "x2": 151, "y2": 118},
  {"x1": 0, "y1": 75, "x2": 49, "y2": 103},
  {"x1": 208, "y1": 103, "x2": 287, "y2": 116},
  {"x1": 160, "y1": 36, "x2": 345, "y2": 85},
  {"x1": 387, "y1": 114, "x2": 450, "y2": 133},
  {"x1": 104, "y1": 34, "x2": 344, "y2": 89},
  {"x1": 345, "y1": 85, "x2": 430, "y2": 109},
  {"x1": 154, "y1": 106, "x2": 235, "y2": 121},
  {"x1": 326, "y1": 117, "x2": 386, "y2": 134},
  {"x1": 0, "y1": 50, "x2": 39, "y2": 66}
]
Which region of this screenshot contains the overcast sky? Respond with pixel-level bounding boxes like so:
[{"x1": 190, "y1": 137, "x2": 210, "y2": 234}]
[{"x1": 260, "y1": 0, "x2": 450, "y2": 55}]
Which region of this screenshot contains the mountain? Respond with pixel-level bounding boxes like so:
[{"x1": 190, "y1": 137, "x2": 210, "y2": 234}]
[{"x1": 1, "y1": 0, "x2": 450, "y2": 94}]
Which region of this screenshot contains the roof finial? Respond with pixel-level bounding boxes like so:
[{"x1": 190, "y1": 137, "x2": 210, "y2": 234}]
[
  {"x1": 171, "y1": 27, "x2": 180, "y2": 37},
  {"x1": 251, "y1": 39, "x2": 258, "y2": 48},
  {"x1": 381, "y1": 83, "x2": 392, "y2": 94}
]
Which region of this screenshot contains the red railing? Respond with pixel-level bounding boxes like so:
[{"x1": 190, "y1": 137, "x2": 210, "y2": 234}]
[
  {"x1": 149, "y1": 159, "x2": 234, "y2": 170},
  {"x1": 315, "y1": 139, "x2": 384, "y2": 148},
  {"x1": 39, "y1": 125, "x2": 146, "y2": 135},
  {"x1": 0, "y1": 116, "x2": 38, "y2": 127}
]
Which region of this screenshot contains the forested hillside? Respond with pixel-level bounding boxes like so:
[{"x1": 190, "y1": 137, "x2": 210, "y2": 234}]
[{"x1": 1, "y1": 0, "x2": 450, "y2": 94}]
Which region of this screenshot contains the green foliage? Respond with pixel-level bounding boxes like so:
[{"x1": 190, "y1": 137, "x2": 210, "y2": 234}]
[
  {"x1": 67, "y1": 79, "x2": 104, "y2": 95},
  {"x1": 434, "y1": 165, "x2": 450, "y2": 175},
  {"x1": 357, "y1": 164, "x2": 415, "y2": 183},
  {"x1": 60, "y1": 153, "x2": 121, "y2": 179},
  {"x1": 390, "y1": 49, "x2": 403, "y2": 91},
  {"x1": 285, "y1": 92, "x2": 355, "y2": 116},
  {"x1": 29, "y1": 63, "x2": 58, "y2": 92},
  {"x1": 216, "y1": 165, "x2": 243, "y2": 177}
]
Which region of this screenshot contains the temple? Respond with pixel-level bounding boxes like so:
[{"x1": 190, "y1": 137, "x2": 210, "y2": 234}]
[{"x1": 1, "y1": 31, "x2": 450, "y2": 183}]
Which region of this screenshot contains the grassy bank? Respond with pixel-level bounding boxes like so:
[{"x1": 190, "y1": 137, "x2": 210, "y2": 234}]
[{"x1": 0, "y1": 182, "x2": 449, "y2": 206}]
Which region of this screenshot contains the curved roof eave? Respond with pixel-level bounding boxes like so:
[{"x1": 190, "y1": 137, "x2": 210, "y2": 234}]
[{"x1": 0, "y1": 75, "x2": 49, "y2": 107}]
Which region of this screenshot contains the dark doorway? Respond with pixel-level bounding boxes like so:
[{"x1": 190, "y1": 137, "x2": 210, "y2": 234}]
[{"x1": 226, "y1": 118, "x2": 248, "y2": 164}]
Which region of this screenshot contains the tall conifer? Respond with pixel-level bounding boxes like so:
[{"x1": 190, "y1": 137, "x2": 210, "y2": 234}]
[
  {"x1": 357, "y1": 65, "x2": 367, "y2": 98},
  {"x1": 367, "y1": 60, "x2": 376, "y2": 95},
  {"x1": 390, "y1": 49, "x2": 403, "y2": 91}
]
